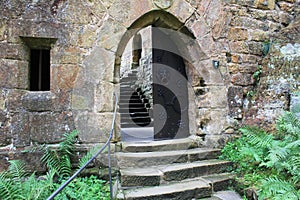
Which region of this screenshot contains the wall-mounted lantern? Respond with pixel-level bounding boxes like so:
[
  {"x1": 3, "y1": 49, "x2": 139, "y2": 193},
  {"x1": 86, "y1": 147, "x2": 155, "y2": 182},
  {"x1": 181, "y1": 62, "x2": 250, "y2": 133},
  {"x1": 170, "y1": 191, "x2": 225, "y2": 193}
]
[{"x1": 212, "y1": 60, "x2": 219, "y2": 69}]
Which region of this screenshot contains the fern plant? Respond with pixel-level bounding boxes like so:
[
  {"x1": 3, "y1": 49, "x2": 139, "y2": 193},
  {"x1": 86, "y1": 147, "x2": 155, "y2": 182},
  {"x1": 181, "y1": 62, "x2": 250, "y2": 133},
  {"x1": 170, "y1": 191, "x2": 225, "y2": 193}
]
[
  {"x1": 41, "y1": 130, "x2": 78, "y2": 179},
  {"x1": 0, "y1": 130, "x2": 111, "y2": 199},
  {"x1": 221, "y1": 93, "x2": 300, "y2": 200}
]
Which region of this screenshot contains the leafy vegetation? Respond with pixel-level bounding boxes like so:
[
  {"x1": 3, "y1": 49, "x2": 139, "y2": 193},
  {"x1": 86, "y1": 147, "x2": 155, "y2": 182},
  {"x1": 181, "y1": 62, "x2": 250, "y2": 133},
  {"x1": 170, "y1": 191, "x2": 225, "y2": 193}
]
[
  {"x1": 0, "y1": 130, "x2": 110, "y2": 200},
  {"x1": 220, "y1": 97, "x2": 300, "y2": 200}
]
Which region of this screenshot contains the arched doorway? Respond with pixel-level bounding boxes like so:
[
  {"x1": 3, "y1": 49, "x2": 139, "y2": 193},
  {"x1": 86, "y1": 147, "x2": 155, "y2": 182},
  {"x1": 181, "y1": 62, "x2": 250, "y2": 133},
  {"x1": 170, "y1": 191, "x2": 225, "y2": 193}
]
[{"x1": 115, "y1": 11, "x2": 196, "y2": 142}]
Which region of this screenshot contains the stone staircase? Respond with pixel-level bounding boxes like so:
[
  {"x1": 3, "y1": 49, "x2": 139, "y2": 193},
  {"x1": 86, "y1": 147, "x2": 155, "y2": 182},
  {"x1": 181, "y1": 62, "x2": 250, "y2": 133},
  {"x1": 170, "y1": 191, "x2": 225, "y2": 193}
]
[
  {"x1": 120, "y1": 70, "x2": 152, "y2": 129},
  {"x1": 120, "y1": 70, "x2": 154, "y2": 141},
  {"x1": 115, "y1": 137, "x2": 236, "y2": 200}
]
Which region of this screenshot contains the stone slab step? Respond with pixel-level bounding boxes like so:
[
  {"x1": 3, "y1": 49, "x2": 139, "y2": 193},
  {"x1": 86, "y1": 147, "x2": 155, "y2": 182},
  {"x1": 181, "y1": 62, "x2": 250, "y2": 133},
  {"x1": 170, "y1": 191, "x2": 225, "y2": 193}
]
[
  {"x1": 121, "y1": 116, "x2": 152, "y2": 123},
  {"x1": 120, "y1": 160, "x2": 232, "y2": 187},
  {"x1": 119, "y1": 107, "x2": 148, "y2": 113},
  {"x1": 116, "y1": 148, "x2": 221, "y2": 168},
  {"x1": 121, "y1": 127, "x2": 154, "y2": 142},
  {"x1": 121, "y1": 121, "x2": 153, "y2": 128},
  {"x1": 202, "y1": 173, "x2": 235, "y2": 192},
  {"x1": 121, "y1": 137, "x2": 197, "y2": 152},
  {"x1": 117, "y1": 177, "x2": 211, "y2": 200},
  {"x1": 205, "y1": 190, "x2": 242, "y2": 200},
  {"x1": 120, "y1": 99, "x2": 142, "y2": 104},
  {"x1": 119, "y1": 103, "x2": 145, "y2": 108},
  {"x1": 121, "y1": 112, "x2": 150, "y2": 118}
]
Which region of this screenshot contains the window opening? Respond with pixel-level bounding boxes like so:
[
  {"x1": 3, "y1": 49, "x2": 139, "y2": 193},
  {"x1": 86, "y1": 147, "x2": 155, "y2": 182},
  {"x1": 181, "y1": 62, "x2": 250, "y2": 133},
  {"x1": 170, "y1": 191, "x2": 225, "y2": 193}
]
[{"x1": 30, "y1": 49, "x2": 50, "y2": 91}]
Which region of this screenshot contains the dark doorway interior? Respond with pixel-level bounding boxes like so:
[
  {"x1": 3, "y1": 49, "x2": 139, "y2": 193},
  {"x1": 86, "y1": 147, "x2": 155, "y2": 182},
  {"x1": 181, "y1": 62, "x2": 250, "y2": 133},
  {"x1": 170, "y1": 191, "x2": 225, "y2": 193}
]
[{"x1": 152, "y1": 27, "x2": 189, "y2": 140}]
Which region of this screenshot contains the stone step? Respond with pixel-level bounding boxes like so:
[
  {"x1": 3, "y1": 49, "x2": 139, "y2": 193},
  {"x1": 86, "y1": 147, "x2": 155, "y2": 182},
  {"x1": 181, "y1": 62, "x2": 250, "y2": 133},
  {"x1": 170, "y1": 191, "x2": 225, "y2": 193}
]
[
  {"x1": 121, "y1": 112, "x2": 151, "y2": 118},
  {"x1": 121, "y1": 137, "x2": 197, "y2": 152},
  {"x1": 120, "y1": 94, "x2": 141, "y2": 100},
  {"x1": 120, "y1": 160, "x2": 232, "y2": 187},
  {"x1": 119, "y1": 99, "x2": 142, "y2": 104},
  {"x1": 201, "y1": 190, "x2": 243, "y2": 200},
  {"x1": 119, "y1": 103, "x2": 145, "y2": 108},
  {"x1": 121, "y1": 127, "x2": 154, "y2": 142},
  {"x1": 119, "y1": 107, "x2": 148, "y2": 113},
  {"x1": 117, "y1": 177, "x2": 212, "y2": 200},
  {"x1": 121, "y1": 116, "x2": 152, "y2": 123},
  {"x1": 201, "y1": 173, "x2": 235, "y2": 192},
  {"x1": 116, "y1": 148, "x2": 221, "y2": 168},
  {"x1": 120, "y1": 77, "x2": 136, "y2": 82},
  {"x1": 121, "y1": 121, "x2": 153, "y2": 128}
]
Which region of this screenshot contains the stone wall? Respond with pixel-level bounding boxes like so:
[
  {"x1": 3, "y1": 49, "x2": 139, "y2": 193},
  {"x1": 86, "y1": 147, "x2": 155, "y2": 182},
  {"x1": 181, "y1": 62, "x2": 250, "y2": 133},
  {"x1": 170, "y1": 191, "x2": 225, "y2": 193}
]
[{"x1": 0, "y1": 0, "x2": 299, "y2": 171}]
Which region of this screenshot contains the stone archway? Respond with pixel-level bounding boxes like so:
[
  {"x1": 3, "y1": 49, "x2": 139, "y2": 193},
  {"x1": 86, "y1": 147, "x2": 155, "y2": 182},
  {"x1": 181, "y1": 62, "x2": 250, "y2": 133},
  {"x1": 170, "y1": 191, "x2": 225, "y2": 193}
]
[{"x1": 114, "y1": 10, "x2": 200, "y2": 141}]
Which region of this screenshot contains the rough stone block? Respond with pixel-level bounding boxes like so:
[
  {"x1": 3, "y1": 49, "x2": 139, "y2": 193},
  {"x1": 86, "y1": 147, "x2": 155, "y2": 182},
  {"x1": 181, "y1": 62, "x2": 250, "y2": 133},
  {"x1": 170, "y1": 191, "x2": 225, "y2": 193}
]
[
  {"x1": 96, "y1": 18, "x2": 126, "y2": 52},
  {"x1": 72, "y1": 80, "x2": 95, "y2": 111},
  {"x1": 198, "y1": 86, "x2": 227, "y2": 108},
  {"x1": 199, "y1": 109, "x2": 231, "y2": 135},
  {"x1": 254, "y1": 0, "x2": 275, "y2": 10},
  {"x1": 0, "y1": 20, "x2": 6, "y2": 41},
  {"x1": 78, "y1": 25, "x2": 97, "y2": 47},
  {"x1": 229, "y1": 41, "x2": 249, "y2": 54},
  {"x1": 30, "y1": 112, "x2": 75, "y2": 144},
  {"x1": 56, "y1": 46, "x2": 82, "y2": 64},
  {"x1": 83, "y1": 46, "x2": 115, "y2": 83},
  {"x1": 249, "y1": 30, "x2": 269, "y2": 41},
  {"x1": 109, "y1": 0, "x2": 151, "y2": 27},
  {"x1": 52, "y1": 64, "x2": 81, "y2": 91},
  {"x1": 95, "y1": 82, "x2": 114, "y2": 112},
  {"x1": 0, "y1": 43, "x2": 28, "y2": 60},
  {"x1": 0, "y1": 59, "x2": 29, "y2": 89},
  {"x1": 6, "y1": 89, "x2": 27, "y2": 112},
  {"x1": 74, "y1": 112, "x2": 113, "y2": 143},
  {"x1": 277, "y1": 1, "x2": 294, "y2": 12},
  {"x1": 227, "y1": 86, "x2": 244, "y2": 108},
  {"x1": 231, "y1": 73, "x2": 255, "y2": 86},
  {"x1": 169, "y1": 0, "x2": 194, "y2": 23},
  {"x1": 228, "y1": 28, "x2": 248, "y2": 41},
  {"x1": 22, "y1": 91, "x2": 56, "y2": 112},
  {"x1": 10, "y1": 113, "x2": 30, "y2": 147},
  {"x1": 248, "y1": 41, "x2": 264, "y2": 55}
]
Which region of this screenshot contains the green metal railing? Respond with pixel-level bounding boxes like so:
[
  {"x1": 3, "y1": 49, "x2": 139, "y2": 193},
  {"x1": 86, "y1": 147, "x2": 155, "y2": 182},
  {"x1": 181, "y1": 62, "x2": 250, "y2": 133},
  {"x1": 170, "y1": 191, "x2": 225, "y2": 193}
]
[{"x1": 47, "y1": 93, "x2": 118, "y2": 200}]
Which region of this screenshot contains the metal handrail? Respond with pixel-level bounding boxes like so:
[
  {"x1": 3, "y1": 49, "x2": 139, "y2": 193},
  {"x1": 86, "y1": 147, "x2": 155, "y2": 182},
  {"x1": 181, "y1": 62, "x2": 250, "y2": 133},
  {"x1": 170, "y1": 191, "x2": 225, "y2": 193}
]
[{"x1": 47, "y1": 93, "x2": 118, "y2": 200}]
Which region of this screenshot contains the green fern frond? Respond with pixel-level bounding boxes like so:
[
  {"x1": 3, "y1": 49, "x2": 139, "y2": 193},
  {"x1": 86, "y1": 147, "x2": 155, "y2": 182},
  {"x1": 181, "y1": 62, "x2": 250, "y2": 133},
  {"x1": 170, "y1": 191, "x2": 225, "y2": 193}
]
[
  {"x1": 59, "y1": 130, "x2": 78, "y2": 156},
  {"x1": 239, "y1": 126, "x2": 273, "y2": 148},
  {"x1": 259, "y1": 177, "x2": 298, "y2": 200},
  {"x1": 41, "y1": 131, "x2": 78, "y2": 178},
  {"x1": 276, "y1": 112, "x2": 300, "y2": 138},
  {"x1": 78, "y1": 146, "x2": 100, "y2": 169},
  {"x1": 269, "y1": 145, "x2": 289, "y2": 162},
  {"x1": 7, "y1": 160, "x2": 28, "y2": 180},
  {"x1": 0, "y1": 173, "x2": 19, "y2": 200}
]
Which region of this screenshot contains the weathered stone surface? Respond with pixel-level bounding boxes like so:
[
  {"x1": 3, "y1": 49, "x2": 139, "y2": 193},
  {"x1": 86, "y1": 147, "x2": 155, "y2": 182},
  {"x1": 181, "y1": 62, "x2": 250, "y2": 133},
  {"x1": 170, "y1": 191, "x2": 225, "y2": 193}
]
[
  {"x1": 227, "y1": 86, "x2": 243, "y2": 108},
  {"x1": 231, "y1": 73, "x2": 255, "y2": 86},
  {"x1": 168, "y1": 0, "x2": 194, "y2": 23},
  {"x1": 0, "y1": 151, "x2": 45, "y2": 173},
  {"x1": 96, "y1": 18, "x2": 126, "y2": 52},
  {"x1": 30, "y1": 112, "x2": 74, "y2": 144},
  {"x1": 0, "y1": 59, "x2": 28, "y2": 89},
  {"x1": 254, "y1": 0, "x2": 275, "y2": 10},
  {"x1": 52, "y1": 64, "x2": 81, "y2": 91},
  {"x1": 228, "y1": 28, "x2": 248, "y2": 41},
  {"x1": 6, "y1": 89, "x2": 27, "y2": 112},
  {"x1": 10, "y1": 112, "x2": 30, "y2": 147},
  {"x1": 83, "y1": 46, "x2": 115, "y2": 83},
  {"x1": 198, "y1": 86, "x2": 227, "y2": 108},
  {"x1": 22, "y1": 91, "x2": 56, "y2": 112},
  {"x1": 95, "y1": 82, "x2": 114, "y2": 112},
  {"x1": 74, "y1": 112, "x2": 113, "y2": 143},
  {"x1": 72, "y1": 80, "x2": 95, "y2": 111},
  {"x1": 0, "y1": 43, "x2": 28, "y2": 60}
]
